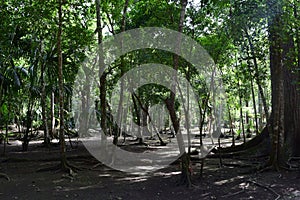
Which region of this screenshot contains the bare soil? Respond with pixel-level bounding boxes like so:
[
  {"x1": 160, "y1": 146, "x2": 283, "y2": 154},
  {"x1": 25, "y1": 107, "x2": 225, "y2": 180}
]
[{"x1": 0, "y1": 140, "x2": 299, "y2": 200}]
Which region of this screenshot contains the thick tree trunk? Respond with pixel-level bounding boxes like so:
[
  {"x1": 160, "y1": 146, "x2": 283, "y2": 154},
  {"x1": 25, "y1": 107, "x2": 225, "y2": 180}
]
[
  {"x1": 267, "y1": 0, "x2": 300, "y2": 168},
  {"x1": 267, "y1": 0, "x2": 285, "y2": 169},
  {"x1": 282, "y1": 31, "x2": 300, "y2": 157},
  {"x1": 289, "y1": 1, "x2": 300, "y2": 156}
]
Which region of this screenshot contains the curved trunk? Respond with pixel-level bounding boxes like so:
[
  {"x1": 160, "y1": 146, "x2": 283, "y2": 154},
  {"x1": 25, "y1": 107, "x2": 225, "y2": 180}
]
[{"x1": 165, "y1": 0, "x2": 191, "y2": 187}]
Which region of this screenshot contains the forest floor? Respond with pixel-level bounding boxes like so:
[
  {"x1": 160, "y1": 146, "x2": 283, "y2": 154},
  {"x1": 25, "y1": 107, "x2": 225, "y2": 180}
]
[{"x1": 0, "y1": 138, "x2": 299, "y2": 200}]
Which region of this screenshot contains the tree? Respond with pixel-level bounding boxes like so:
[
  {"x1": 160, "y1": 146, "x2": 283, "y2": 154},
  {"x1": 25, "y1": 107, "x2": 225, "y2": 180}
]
[
  {"x1": 57, "y1": 0, "x2": 68, "y2": 169},
  {"x1": 165, "y1": 0, "x2": 192, "y2": 187},
  {"x1": 267, "y1": 0, "x2": 300, "y2": 169}
]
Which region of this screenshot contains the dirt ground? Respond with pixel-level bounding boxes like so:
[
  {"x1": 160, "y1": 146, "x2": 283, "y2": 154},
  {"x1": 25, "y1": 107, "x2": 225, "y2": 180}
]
[{"x1": 0, "y1": 140, "x2": 299, "y2": 200}]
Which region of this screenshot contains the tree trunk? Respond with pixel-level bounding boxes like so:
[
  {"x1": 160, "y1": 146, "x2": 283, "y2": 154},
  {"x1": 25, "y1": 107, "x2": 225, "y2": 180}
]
[
  {"x1": 198, "y1": 95, "x2": 209, "y2": 146},
  {"x1": 289, "y1": 0, "x2": 300, "y2": 156},
  {"x1": 165, "y1": 0, "x2": 191, "y2": 187},
  {"x1": 282, "y1": 29, "x2": 300, "y2": 157},
  {"x1": 22, "y1": 102, "x2": 33, "y2": 151},
  {"x1": 96, "y1": 0, "x2": 107, "y2": 136},
  {"x1": 244, "y1": 29, "x2": 270, "y2": 124},
  {"x1": 57, "y1": 0, "x2": 67, "y2": 168},
  {"x1": 50, "y1": 91, "x2": 55, "y2": 138},
  {"x1": 238, "y1": 89, "x2": 246, "y2": 143},
  {"x1": 227, "y1": 104, "x2": 235, "y2": 146},
  {"x1": 113, "y1": 0, "x2": 129, "y2": 145},
  {"x1": 132, "y1": 93, "x2": 142, "y2": 143},
  {"x1": 248, "y1": 64, "x2": 259, "y2": 135},
  {"x1": 258, "y1": 91, "x2": 264, "y2": 130},
  {"x1": 41, "y1": 58, "x2": 50, "y2": 146},
  {"x1": 267, "y1": 0, "x2": 285, "y2": 169}
]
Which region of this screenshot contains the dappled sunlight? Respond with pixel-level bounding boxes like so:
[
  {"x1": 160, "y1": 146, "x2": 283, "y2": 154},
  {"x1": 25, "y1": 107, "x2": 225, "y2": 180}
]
[{"x1": 214, "y1": 175, "x2": 245, "y2": 186}]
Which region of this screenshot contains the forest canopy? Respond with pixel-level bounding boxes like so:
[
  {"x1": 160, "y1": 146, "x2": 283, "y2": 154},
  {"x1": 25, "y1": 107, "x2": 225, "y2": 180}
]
[{"x1": 0, "y1": 0, "x2": 299, "y2": 189}]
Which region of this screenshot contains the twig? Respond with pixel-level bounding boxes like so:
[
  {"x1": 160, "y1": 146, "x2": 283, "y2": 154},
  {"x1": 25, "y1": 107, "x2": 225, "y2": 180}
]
[
  {"x1": 247, "y1": 179, "x2": 281, "y2": 200},
  {"x1": 288, "y1": 157, "x2": 300, "y2": 161},
  {"x1": 221, "y1": 189, "x2": 245, "y2": 198},
  {"x1": 91, "y1": 163, "x2": 102, "y2": 170}
]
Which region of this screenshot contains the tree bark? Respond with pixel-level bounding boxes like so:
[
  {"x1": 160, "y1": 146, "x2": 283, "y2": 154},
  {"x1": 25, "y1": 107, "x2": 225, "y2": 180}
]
[
  {"x1": 282, "y1": 29, "x2": 300, "y2": 157},
  {"x1": 57, "y1": 0, "x2": 67, "y2": 168},
  {"x1": 248, "y1": 63, "x2": 259, "y2": 135},
  {"x1": 96, "y1": 0, "x2": 108, "y2": 136},
  {"x1": 113, "y1": 0, "x2": 129, "y2": 145},
  {"x1": 244, "y1": 29, "x2": 270, "y2": 124},
  {"x1": 267, "y1": 0, "x2": 285, "y2": 169},
  {"x1": 165, "y1": 0, "x2": 191, "y2": 187},
  {"x1": 41, "y1": 59, "x2": 50, "y2": 146}
]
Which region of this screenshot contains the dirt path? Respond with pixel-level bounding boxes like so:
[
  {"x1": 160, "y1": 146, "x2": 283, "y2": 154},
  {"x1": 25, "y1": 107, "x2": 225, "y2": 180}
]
[{"x1": 0, "y1": 141, "x2": 299, "y2": 200}]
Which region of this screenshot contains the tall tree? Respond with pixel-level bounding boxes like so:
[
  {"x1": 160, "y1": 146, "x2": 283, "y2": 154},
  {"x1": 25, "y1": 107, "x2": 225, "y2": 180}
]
[
  {"x1": 165, "y1": 0, "x2": 191, "y2": 187},
  {"x1": 96, "y1": 0, "x2": 108, "y2": 136},
  {"x1": 267, "y1": 0, "x2": 300, "y2": 169},
  {"x1": 57, "y1": 0, "x2": 67, "y2": 169}
]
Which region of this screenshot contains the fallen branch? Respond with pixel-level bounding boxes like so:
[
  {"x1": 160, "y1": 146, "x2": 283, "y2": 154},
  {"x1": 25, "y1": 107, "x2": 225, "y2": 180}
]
[
  {"x1": 221, "y1": 189, "x2": 245, "y2": 198},
  {"x1": 247, "y1": 179, "x2": 281, "y2": 200}
]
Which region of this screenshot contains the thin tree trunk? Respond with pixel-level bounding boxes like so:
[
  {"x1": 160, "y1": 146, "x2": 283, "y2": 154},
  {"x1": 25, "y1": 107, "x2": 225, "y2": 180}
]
[
  {"x1": 113, "y1": 0, "x2": 129, "y2": 145},
  {"x1": 246, "y1": 59, "x2": 259, "y2": 135},
  {"x1": 245, "y1": 30, "x2": 270, "y2": 124},
  {"x1": 132, "y1": 93, "x2": 142, "y2": 143},
  {"x1": 23, "y1": 102, "x2": 33, "y2": 151},
  {"x1": 165, "y1": 0, "x2": 191, "y2": 187},
  {"x1": 3, "y1": 119, "x2": 8, "y2": 155},
  {"x1": 50, "y1": 91, "x2": 55, "y2": 138},
  {"x1": 238, "y1": 88, "x2": 246, "y2": 143},
  {"x1": 227, "y1": 104, "x2": 235, "y2": 147},
  {"x1": 236, "y1": 54, "x2": 245, "y2": 142},
  {"x1": 41, "y1": 57, "x2": 50, "y2": 146},
  {"x1": 258, "y1": 91, "x2": 264, "y2": 130},
  {"x1": 132, "y1": 92, "x2": 165, "y2": 145},
  {"x1": 57, "y1": 0, "x2": 67, "y2": 168}
]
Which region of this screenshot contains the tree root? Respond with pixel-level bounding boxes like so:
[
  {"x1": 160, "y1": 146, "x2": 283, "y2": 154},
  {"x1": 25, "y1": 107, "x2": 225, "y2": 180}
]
[
  {"x1": 216, "y1": 127, "x2": 269, "y2": 154},
  {"x1": 176, "y1": 153, "x2": 193, "y2": 188},
  {"x1": 36, "y1": 162, "x2": 80, "y2": 177},
  {"x1": 176, "y1": 171, "x2": 193, "y2": 188},
  {"x1": 0, "y1": 173, "x2": 10, "y2": 181},
  {"x1": 247, "y1": 179, "x2": 281, "y2": 200}
]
